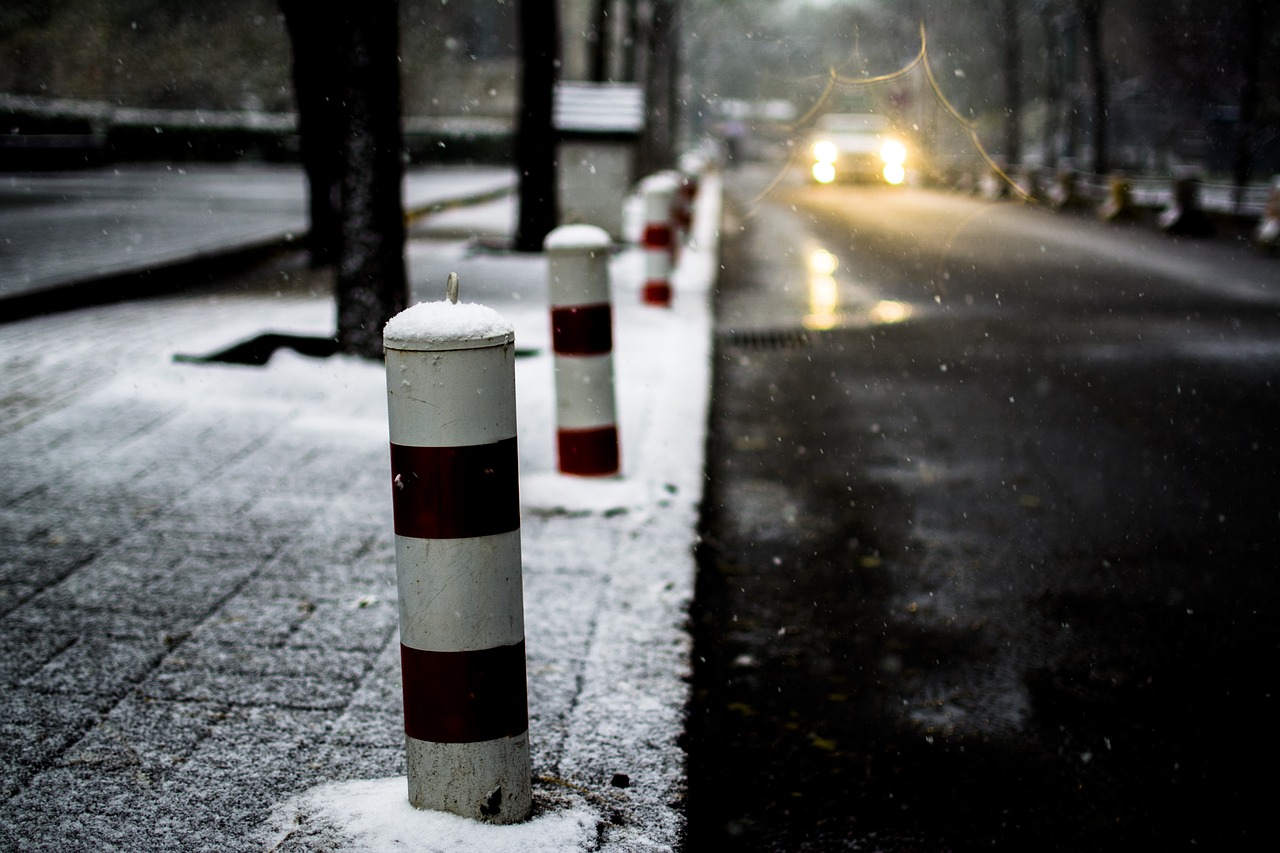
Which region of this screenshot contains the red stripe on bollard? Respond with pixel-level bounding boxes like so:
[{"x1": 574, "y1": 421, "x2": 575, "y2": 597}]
[
  {"x1": 400, "y1": 642, "x2": 530, "y2": 744},
  {"x1": 551, "y1": 303, "x2": 613, "y2": 355},
  {"x1": 390, "y1": 438, "x2": 520, "y2": 539},
  {"x1": 643, "y1": 223, "x2": 673, "y2": 248},
  {"x1": 643, "y1": 281, "x2": 672, "y2": 306},
  {"x1": 557, "y1": 425, "x2": 621, "y2": 476}
]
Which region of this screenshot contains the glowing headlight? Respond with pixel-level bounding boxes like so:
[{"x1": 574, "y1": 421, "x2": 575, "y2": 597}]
[
  {"x1": 809, "y1": 249, "x2": 839, "y2": 275},
  {"x1": 880, "y1": 139, "x2": 907, "y2": 166},
  {"x1": 813, "y1": 140, "x2": 838, "y2": 164},
  {"x1": 812, "y1": 161, "x2": 836, "y2": 184}
]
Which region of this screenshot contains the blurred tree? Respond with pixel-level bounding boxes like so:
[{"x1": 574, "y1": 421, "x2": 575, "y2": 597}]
[
  {"x1": 1233, "y1": 0, "x2": 1265, "y2": 190},
  {"x1": 1078, "y1": 0, "x2": 1107, "y2": 173},
  {"x1": 590, "y1": 0, "x2": 609, "y2": 82},
  {"x1": 639, "y1": 0, "x2": 678, "y2": 174},
  {"x1": 279, "y1": 0, "x2": 407, "y2": 359},
  {"x1": 622, "y1": 0, "x2": 641, "y2": 82},
  {"x1": 514, "y1": 0, "x2": 559, "y2": 252},
  {"x1": 1035, "y1": 0, "x2": 1070, "y2": 169},
  {"x1": 1000, "y1": 0, "x2": 1022, "y2": 164},
  {"x1": 1132, "y1": 0, "x2": 1278, "y2": 178},
  {"x1": 278, "y1": 2, "x2": 341, "y2": 267}
]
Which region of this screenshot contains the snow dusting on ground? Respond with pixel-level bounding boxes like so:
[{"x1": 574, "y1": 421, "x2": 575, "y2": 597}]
[{"x1": 0, "y1": 167, "x2": 720, "y2": 852}]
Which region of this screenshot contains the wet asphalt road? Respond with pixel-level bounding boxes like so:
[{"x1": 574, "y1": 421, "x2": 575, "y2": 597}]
[{"x1": 686, "y1": 164, "x2": 1280, "y2": 851}]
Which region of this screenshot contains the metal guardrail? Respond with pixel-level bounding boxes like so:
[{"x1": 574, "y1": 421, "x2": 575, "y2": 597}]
[
  {"x1": 1074, "y1": 173, "x2": 1272, "y2": 217},
  {"x1": 942, "y1": 164, "x2": 1278, "y2": 248}
]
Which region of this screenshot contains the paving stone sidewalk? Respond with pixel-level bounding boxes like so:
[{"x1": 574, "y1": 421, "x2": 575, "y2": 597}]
[{"x1": 0, "y1": 179, "x2": 719, "y2": 851}]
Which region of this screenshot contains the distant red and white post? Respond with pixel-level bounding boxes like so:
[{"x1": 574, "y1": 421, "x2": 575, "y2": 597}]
[
  {"x1": 383, "y1": 275, "x2": 532, "y2": 824},
  {"x1": 675, "y1": 152, "x2": 705, "y2": 243},
  {"x1": 640, "y1": 172, "x2": 679, "y2": 306},
  {"x1": 545, "y1": 224, "x2": 621, "y2": 476}
]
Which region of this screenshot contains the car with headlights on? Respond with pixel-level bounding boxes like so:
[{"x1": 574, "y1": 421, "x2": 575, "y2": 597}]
[{"x1": 807, "y1": 113, "x2": 909, "y2": 185}]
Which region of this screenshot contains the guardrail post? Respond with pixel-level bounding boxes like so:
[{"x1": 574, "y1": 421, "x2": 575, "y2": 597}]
[
  {"x1": 1013, "y1": 165, "x2": 1042, "y2": 202},
  {"x1": 1098, "y1": 172, "x2": 1136, "y2": 222},
  {"x1": 383, "y1": 275, "x2": 532, "y2": 825},
  {"x1": 1255, "y1": 176, "x2": 1280, "y2": 251},
  {"x1": 1047, "y1": 169, "x2": 1085, "y2": 211},
  {"x1": 640, "y1": 172, "x2": 679, "y2": 306},
  {"x1": 1159, "y1": 172, "x2": 1213, "y2": 237},
  {"x1": 979, "y1": 160, "x2": 1008, "y2": 200},
  {"x1": 545, "y1": 225, "x2": 621, "y2": 477}
]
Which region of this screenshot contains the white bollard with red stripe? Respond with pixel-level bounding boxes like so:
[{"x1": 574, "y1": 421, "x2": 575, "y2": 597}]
[
  {"x1": 383, "y1": 274, "x2": 531, "y2": 825},
  {"x1": 640, "y1": 172, "x2": 679, "y2": 306},
  {"x1": 544, "y1": 224, "x2": 620, "y2": 476}
]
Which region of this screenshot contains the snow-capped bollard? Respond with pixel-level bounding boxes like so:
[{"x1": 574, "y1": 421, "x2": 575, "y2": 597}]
[
  {"x1": 679, "y1": 151, "x2": 706, "y2": 202},
  {"x1": 640, "y1": 172, "x2": 679, "y2": 306},
  {"x1": 383, "y1": 274, "x2": 532, "y2": 825},
  {"x1": 545, "y1": 225, "x2": 621, "y2": 476}
]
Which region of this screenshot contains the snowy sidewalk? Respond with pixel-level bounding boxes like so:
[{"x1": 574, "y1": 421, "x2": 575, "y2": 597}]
[{"x1": 0, "y1": 173, "x2": 721, "y2": 851}]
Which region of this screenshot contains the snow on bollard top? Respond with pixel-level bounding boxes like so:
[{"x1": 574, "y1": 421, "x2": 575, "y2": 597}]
[
  {"x1": 384, "y1": 276, "x2": 514, "y2": 352},
  {"x1": 642, "y1": 172, "x2": 680, "y2": 194},
  {"x1": 680, "y1": 150, "x2": 708, "y2": 176},
  {"x1": 383, "y1": 301, "x2": 513, "y2": 351},
  {"x1": 544, "y1": 223, "x2": 613, "y2": 252}
]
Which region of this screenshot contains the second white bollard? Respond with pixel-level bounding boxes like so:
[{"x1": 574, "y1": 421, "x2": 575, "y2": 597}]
[
  {"x1": 640, "y1": 172, "x2": 679, "y2": 306},
  {"x1": 545, "y1": 224, "x2": 621, "y2": 476}
]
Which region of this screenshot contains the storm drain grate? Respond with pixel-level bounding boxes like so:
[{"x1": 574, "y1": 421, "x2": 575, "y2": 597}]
[{"x1": 718, "y1": 328, "x2": 813, "y2": 351}]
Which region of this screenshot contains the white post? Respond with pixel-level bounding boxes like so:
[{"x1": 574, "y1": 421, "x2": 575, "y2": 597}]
[
  {"x1": 545, "y1": 224, "x2": 621, "y2": 476},
  {"x1": 383, "y1": 276, "x2": 532, "y2": 824},
  {"x1": 640, "y1": 172, "x2": 679, "y2": 306}
]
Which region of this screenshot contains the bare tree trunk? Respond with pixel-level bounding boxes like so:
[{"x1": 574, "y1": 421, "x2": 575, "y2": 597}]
[
  {"x1": 1001, "y1": 0, "x2": 1022, "y2": 164},
  {"x1": 514, "y1": 0, "x2": 560, "y2": 253},
  {"x1": 279, "y1": 0, "x2": 341, "y2": 267},
  {"x1": 1041, "y1": 7, "x2": 1063, "y2": 169},
  {"x1": 279, "y1": 0, "x2": 407, "y2": 359},
  {"x1": 591, "y1": 0, "x2": 609, "y2": 83},
  {"x1": 640, "y1": 0, "x2": 677, "y2": 175},
  {"x1": 1233, "y1": 0, "x2": 1264, "y2": 203},
  {"x1": 1060, "y1": 8, "x2": 1081, "y2": 164},
  {"x1": 333, "y1": 0, "x2": 407, "y2": 359},
  {"x1": 1080, "y1": 0, "x2": 1108, "y2": 174},
  {"x1": 665, "y1": 0, "x2": 681, "y2": 157},
  {"x1": 622, "y1": 0, "x2": 640, "y2": 82}
]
